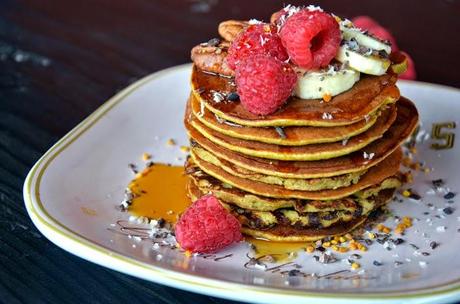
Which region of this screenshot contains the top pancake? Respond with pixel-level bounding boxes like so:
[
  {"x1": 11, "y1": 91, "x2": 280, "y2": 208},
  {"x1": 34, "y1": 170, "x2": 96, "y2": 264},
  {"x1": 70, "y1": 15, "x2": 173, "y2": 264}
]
[
  {"x1": 191, "y1": 65, "x2": 400, "y2": 127},
  {"x1": 189, "y1": 93, "x2": 380, "y2": 146}
]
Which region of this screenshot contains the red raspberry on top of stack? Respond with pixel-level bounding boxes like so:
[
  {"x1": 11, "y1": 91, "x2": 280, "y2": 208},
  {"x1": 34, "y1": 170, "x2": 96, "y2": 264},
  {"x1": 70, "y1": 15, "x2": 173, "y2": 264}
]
[{"x1": 226, "y1": 23, "x2": 288, "y2": 70}]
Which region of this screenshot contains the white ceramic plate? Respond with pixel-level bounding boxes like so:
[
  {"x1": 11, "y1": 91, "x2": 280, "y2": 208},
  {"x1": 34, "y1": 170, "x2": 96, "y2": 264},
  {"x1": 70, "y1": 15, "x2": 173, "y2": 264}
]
[{"x1": 24, "y1": 64, "x2": 460, "y2": 304}]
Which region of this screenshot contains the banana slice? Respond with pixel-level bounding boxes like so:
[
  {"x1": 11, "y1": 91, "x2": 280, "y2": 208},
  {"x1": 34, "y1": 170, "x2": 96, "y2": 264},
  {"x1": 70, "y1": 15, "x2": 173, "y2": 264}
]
[
  {"x1": 335, "y1": 43, "x2": 391, "y2": 76},
  {"x1": 340, "y1": 20, "x2": 391, "y2": 54},
  {"x1": 294, "y1": 65, "x2": 360, "y2": 99}
]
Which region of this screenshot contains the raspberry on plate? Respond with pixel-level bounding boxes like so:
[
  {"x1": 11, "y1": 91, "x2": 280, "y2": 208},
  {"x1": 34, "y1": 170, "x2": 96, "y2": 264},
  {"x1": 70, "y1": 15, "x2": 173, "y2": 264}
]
[
  {"x1": 175, "y1": 195, "x2": 242, "y2": 253},
  {"x1": 280, "y1": 9, "x2": 340, "y2": 69},
  {"x1": 226, "y1": 23, "x2": 288, "y2": 70},
  {"x1": 235, "y1": 54, "x2": 297, "y2": 115}
]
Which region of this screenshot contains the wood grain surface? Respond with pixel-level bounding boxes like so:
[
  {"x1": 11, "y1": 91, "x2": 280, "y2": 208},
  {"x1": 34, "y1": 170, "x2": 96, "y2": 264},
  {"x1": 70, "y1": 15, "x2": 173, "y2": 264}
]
[{"x1": 0, "y1": 0, "x2": 459, "y2": 303}]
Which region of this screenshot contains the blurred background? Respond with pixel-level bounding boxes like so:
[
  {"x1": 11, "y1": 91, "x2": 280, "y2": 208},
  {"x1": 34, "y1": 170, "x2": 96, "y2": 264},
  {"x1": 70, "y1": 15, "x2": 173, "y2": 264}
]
[{"x1": 0, "y1": 1, "x2": 459, "y2": 303}]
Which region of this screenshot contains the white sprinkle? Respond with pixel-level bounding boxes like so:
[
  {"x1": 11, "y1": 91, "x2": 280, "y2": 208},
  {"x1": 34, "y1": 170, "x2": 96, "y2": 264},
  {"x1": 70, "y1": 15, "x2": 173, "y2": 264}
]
[
  {"x1": 322, "y1": 112, "x2": 333, "y2": 120},
  {"x1": 405, "y1": 258, "x2": 412, "y2": 262},
  {"x1": 413, "y1": 250, "x2": 422, "y2": 257},
  {"x1": 425, "y1": 188, "x2": 436, "y2": 195},
  {"x1": 342, "y1": 138, "x2": 349, "y2": 146},
  {"x1": 253, "y1": 277, "x2": 265, "y2": 284},
  {"x1": 197, "y1": 101, "x2": 205, "y2": 117},
  {"x1": 152, "y1": 243, "x2": 160, "y2": 250},
  {"x1": 248, "y1": 18, "x2": 262, "y2": 25},
  {"x1": 363, "y1": 152, "x2": 375, "y2": 160},
  {"x1": 326, "y1": 65, "x2": 338, "y2": 76},
  {"x1": 128, "y1": 215, "x2": 138, "y2": 222},
  {"x1": 436, "y1": 226, "x2": 446, "y2": 232},
  {"x1": 211, "y1": 91, "x2": 225, "y2": 103},
  {"x1": 133, "y1": 236, "x2": 142, "y2": 242},
  {"x1": 260, "y1": 36, "x2": 267, "y2": 46},
  {"x1": 306, "y1": 5, "x2": 323, "y2": 12},
  {"x1": 419, "y1": 261, "x2": 428, "y2": 268},
  {"x1": 110, "y1": 223, "x2": 116, "y2": 227},
  {"x1": 132, "y1": 244, "x2": 136, "y2": 248}
]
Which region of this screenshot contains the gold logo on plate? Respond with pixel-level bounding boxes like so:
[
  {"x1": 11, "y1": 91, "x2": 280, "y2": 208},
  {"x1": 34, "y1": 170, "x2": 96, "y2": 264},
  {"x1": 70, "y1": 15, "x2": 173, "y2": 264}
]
[{"x1": 431, "y1": 122, "x2": 456, "y2": 150}]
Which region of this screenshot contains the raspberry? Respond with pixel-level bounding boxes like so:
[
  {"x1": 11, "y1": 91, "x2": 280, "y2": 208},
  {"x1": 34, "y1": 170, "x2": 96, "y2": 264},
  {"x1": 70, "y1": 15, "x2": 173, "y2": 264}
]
[
  {"x1": 236, "y1": 54, "x2": 297, "y2": 115},
  {"x1": 226, "y1": 23, "x2": 288, "y2": 70},
  {"x1": 175, "y1": 195, "x2": 242, "y2": 253},
  {"x1": 280, "y1": 10, "x2": 340, "y2": 69}
]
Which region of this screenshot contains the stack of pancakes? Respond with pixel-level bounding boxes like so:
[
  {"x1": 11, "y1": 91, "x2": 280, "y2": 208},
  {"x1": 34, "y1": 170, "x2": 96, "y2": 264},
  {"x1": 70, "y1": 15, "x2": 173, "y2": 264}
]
[{"x1": 184, "y1": 65, "x2": 418, "y2": 242}]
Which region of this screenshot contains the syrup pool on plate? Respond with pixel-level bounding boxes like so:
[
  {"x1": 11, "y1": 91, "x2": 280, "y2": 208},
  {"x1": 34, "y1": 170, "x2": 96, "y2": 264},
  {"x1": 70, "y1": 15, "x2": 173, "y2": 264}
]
[
  {"x1": 247, "y1": 237, "x2": 308, "y2": 262},
  {"x1": 127, "y1": 163, "x2": 190, "y2": 222}
]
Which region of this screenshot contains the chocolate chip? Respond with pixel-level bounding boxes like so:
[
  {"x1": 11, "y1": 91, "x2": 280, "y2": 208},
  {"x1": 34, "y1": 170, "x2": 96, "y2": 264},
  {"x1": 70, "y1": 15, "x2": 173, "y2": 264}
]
[
  {"x1": 393, "y1": 238, "x2": 405, "y2": 245},
  {"x1": 207, "y1": 38, "x2": 221, "y2": 47},
  {"x1": 444, "y1": 192, "x2": 456, "y2": 200},
  {"x1": 373, "y1": 260, "x2": 383, "y2": 266},
  {"x1": 432, "y1": 179, "x2": 444, "y2": 188},
  {"x1": 421, "y1": 252, "x2": 430, "y2": 256},
  {"x1": 157, "y1": 218, "x2": 166, "y2": 228},
  {"x1": 429, "y1": 241, "x2": 439, "y2": 249},
  {"x1": 443, "y1": 207, "x2": 455, "y2": 215},
  {"x1": 288, "y1": 269, "x2": 301, "y2": 277},
  {"x1": 409, "y1": 244, "x2": 419, "y2": 250},
  {"x1": 316, "y1": 246, "x2": 326, "y2": 252},
  {"x1": 409, "y1": 192, "x2": 421, "y2": 200},
  {"x1": 227, "y1": 92, "x2": 240, "y2": 101}
]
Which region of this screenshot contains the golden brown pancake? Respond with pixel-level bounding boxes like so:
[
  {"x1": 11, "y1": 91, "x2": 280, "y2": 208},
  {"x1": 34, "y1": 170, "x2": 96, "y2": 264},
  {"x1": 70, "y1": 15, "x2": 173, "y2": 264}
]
[
  {"x1": 187, "y1": 171, "x2": 401, "y2": 212},
  {"x1": 187, "y1": 148, "x2": 402, "y2": 200},
  {"x1": 191, "y1": 146, "x2": 366, "y2": 191},
  {"x1": 240, "y1": 189, "x2": 395, "y2": 242},
  {"x1": 189, "y1": 94, "x2": 380, "y2": 146},
  {"x1": 187, "y1": 97, "x2": 418, "y2": 178},
  {"x1": 186, "y1": 102, "x2": 397, "y2": 161},
  {"x1": 191, "y1": 65, "x2": 400, "y2": 127}
]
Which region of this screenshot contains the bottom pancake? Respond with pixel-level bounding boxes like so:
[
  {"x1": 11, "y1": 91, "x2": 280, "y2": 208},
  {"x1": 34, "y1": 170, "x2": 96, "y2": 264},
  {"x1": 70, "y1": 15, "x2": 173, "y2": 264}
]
[{"x1": 241, "y1": 218, "x2": 367, "y2": 242}]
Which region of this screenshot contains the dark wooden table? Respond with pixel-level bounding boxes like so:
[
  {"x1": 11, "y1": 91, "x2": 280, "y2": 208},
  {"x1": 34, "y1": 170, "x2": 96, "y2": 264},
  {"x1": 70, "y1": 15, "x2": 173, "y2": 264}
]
[{"x1": 1, "y1": 1, "x2": 459, "y2": 303}]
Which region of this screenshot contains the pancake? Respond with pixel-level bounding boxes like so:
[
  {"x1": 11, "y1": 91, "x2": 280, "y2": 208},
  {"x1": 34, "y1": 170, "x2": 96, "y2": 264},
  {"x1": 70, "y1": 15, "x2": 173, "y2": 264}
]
[
  {"x1": 241, "y1": 189, "x2": 395, "y2": 242},
  {"x1": 187, "y1": 97, "x2": 418, "y2": 178},
  {"x1": 187, "y1": 147, "x2": 402, "y2": 200},
  {"x1": 189, "y1": 94, "x2": 380, "y2": 146},
  {"x1": 186, "y1": 101, "x2": 397, "y2": 161},
  {"x1": 187, "y1": 174, "x2": 401, "y2": 213},
  {"x1": 191, "y1": 65, "x2": 400, "y2": 127},
  {"x1": 191, "y1": 146, "x2": 367, "y2": 191}
]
